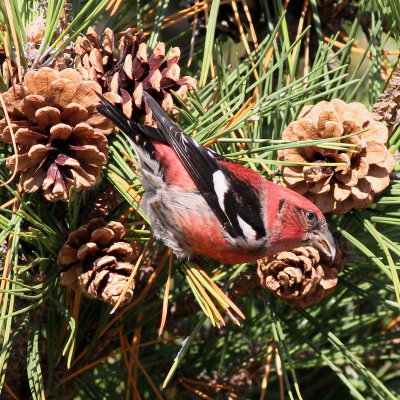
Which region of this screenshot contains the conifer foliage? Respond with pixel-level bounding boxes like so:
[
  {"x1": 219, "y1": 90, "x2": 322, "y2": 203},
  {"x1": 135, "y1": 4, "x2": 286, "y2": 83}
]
[{"x1": 0, "y1": 1, "x2": 399, "y2": 399}]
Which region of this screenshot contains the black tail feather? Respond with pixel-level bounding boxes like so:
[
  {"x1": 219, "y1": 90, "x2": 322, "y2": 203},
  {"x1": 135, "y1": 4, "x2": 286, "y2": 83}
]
[
  {"x1": 142, "y1": 91, "x2": 171, "y2": 126},
  {"x1": 96, "y1": 93, "x2": 135, "y2": 135},
  {"x1": 96, "y1": 92, "x2": 167, "y2": 143}
]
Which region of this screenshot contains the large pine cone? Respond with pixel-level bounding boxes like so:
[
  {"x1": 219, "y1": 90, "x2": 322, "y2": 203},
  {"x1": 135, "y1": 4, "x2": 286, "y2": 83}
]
[
  {"x1": 0, "y1": 67, "x2": 115, "y2": 201},
  {"x1": 278, "y1": 99, "x2": 396, "y2": 214},
  {"x1": 257, "y1": 245, "x2": 344, "y2": 308},
  {"x1": 74, "y1": 28, "x2": 196, "y2": 125},
  {"x1": 58, "y1": 218, "x2": 142, "y2": 306}
]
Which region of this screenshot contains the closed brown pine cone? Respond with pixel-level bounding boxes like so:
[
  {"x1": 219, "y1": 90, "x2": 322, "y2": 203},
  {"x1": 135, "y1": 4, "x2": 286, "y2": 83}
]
[{"x1": 58, "y1": 218, "x2": 142, "y2": 306}]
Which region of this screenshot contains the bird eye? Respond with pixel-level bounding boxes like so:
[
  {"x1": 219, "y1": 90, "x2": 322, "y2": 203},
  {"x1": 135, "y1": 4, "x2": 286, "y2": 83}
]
[{"x1": 305, "y1": 211, "x2": 316, "y2": 221}]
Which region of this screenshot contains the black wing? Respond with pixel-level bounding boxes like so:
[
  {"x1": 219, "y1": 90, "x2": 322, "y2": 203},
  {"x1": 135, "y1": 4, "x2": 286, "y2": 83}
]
[
  {"x1": 142, "y1": 92, "x2": 265, "y2": 240},
  {"x1": 96, "y1": 93, "x2": 166, "y2": 161}
]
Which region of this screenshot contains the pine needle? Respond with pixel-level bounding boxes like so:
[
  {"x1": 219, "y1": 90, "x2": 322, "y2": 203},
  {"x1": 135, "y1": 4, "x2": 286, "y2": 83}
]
[
  {"x1": 259, "y1": 343, "x2": 275, "y2": 400},
  {"x1": 0, "y1": 92, "x2": 18, "y2": 187},
  {"x1": 3, "y1": 0, "x2": 22, "y2": 81},
  {"x1": 158, "y1": 249, "x2": 173, "y2": 336},
  {"x1": 183, "y1": 263, "x2": 223, "y2": 327}
]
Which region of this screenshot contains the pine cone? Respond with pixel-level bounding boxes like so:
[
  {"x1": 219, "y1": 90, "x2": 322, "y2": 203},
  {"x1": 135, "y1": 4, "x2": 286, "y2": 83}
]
[
  {"x1": 373, "y1": 72, "x2": 400, "y2": 133},
  {"x1": 257, "y1": 245, "x2": 344, "y2": 307},
  {"x1": 0, "y1": 67, "x2": 116, "y2": 201},
  {"x1": 23, "y1": 15, "x2": 47, "y2": 68},
  {"x1": 24, "y1": 5, "x2": 74, "y2": 70},
  {"x1": 278, "y1": 99, "x2": 396, "y2": 214},
  {"x1": 227, "y1": 268, "x2": 260, "y2": 299},
  {"x1": 227, "y1": 368, "x2": 254, "y2": 391},
  {"x1": 74, "y1": 28, "x2": 196, "y2": 125},
  {"x1": 84, "y1": 180, "x2": 123, "y2": 221},
  {"x1": 57, "y1": 218, "x2": 142, "y2": 306}
]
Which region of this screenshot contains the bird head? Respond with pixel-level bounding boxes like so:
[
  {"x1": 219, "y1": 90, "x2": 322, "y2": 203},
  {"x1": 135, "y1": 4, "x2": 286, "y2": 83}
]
[{"x1": 266, "y1": 185, "x2": 336, "y2": 260}]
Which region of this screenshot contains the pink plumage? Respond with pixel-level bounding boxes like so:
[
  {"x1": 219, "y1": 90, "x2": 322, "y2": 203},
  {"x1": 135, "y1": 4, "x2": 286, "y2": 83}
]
[{"x1": 97, "y1": 93, "x2": 336, "y2": 264}]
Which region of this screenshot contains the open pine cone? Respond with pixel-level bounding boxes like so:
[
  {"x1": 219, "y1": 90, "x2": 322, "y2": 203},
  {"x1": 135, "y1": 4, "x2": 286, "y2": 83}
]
[
  {"x1": 257, "y1": 245, "x2": 344, "y2": 308},
  {"x1": 0, "y1": 67, "x2": 116, "y2": 201},
  {"x1": 74, "y1": 28, "x2": 196, "y2": 125},
  {"x1": 57, "y1": 218, "x2": 142, "y2": 306},
  {"x1": 278, "y1": 99, "x2": 396, "y2": 214}
]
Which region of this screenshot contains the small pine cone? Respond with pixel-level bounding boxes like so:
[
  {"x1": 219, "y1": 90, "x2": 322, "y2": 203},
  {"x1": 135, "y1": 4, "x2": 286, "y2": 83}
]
[
  {"x1": 84, "y1": 180, "x2": 123, "y2": 221},
  {"x1": 0, "y1": 67, "x2": 116, "y2": 201},
  {"x1": 57, "y1": 218, "x2": 142, "y2": 306},
  {"x1": 24, "y1": 16, "x2": 46, "y2": 67},
  {"x1": 278, "y1": 99, "x2": 396, "y2": 214},
  {"x1": 372, "y1": 72, "x2": 400, "y2": 133},
  {"x1": 257, "y1": 245, "x2": 344, "y2": 307},
  {"x1": 24, "y1": 6, "x2": 74, "y2": 70},
  {"x1": 227, "y1": 268, "x2": 260, "y2": 299},
  {"x1": 227, "y1": 368, "x2": 254, "y2": 391},
  {"x1": 73, "y1": 28, "x2": 197, "y2": 126}
]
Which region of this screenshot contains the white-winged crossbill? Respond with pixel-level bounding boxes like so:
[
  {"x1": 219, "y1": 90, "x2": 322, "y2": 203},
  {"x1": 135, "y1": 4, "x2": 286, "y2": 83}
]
[{"x1": 97, "y1": 93, "x2": 336, "y2": 264}]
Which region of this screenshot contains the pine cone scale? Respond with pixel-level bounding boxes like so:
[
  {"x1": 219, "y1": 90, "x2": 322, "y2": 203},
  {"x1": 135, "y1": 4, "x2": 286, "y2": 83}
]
[
  {"x1": 21, "y1": 95, "x2": 46, "y2": 120},
  {"x1": 47, "y1": 78, "x2": 76, "y2": 107},
  {"x1": 36, "y1": 106, "x2": 61, "y2": 128},
  {"x1": 336, "y1": 168, "x2": 358, "y2": 186}
]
